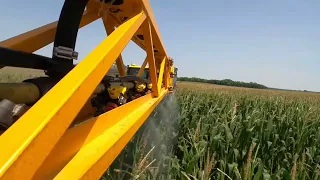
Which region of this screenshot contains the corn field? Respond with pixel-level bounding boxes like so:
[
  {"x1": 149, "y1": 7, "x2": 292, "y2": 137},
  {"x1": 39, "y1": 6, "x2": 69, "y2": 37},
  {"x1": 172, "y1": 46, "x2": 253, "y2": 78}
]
[{"x1": 103, "y1": 82, "x2": 320, "y2": 180}]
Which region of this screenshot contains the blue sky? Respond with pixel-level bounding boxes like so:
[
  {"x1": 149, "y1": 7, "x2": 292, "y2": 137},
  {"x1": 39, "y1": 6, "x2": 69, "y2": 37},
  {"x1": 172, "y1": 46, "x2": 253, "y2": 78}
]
[{"x1": 1, "y1": 0, "x2": 319, "y2": 91}]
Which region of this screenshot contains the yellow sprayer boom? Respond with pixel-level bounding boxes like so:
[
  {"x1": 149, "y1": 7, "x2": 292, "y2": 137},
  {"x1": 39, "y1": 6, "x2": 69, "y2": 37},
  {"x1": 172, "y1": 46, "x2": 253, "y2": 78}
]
[{"x1": 0, "y1": 0, "x2": 177, "y2": 179}]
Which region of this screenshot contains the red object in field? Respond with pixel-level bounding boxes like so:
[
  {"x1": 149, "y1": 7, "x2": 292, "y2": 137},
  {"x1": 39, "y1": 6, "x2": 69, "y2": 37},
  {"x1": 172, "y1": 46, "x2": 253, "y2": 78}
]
[{"x1": 104, "y1": 102, "x2": 118, "y2": 112}]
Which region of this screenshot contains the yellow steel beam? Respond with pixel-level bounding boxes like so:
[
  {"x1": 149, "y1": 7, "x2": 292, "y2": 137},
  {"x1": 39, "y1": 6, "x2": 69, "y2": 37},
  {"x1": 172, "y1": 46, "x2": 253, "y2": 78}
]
[
  {"x1": 0, "y1": 11, "x2": 146, "y2": 179},
  {"x1": 163, "y1": 57, "x2": 170, "y2": 89},
  {"x1": 0, "y1": 10, "x2": 99, "y2": 53},
  {"x1": 102, "y1": 13, "x2": 126, "y2": 76},
  {"x1": 107, "y1": 0, "x2": 168, "y2": 59},
  {"x1": 71, "y1": 96, "x2": 96, "y2": 126},
  {"x1": 108, "y1": 14, "x2": 147, "y2": 53},
  {"x1": 115, "y1": 55, "x2": 126, "y2": 76},
  {"x1": 141, "y1": 0, "x2": 167, "y2": 56},
  {"x1": 137, "y1": 57, "x2": 148, "y2": 77},
  {"x1": 142, "y1": 19, "x2": 159, "y2": 97},
  {"x1": 65, "y1": 90, "x2": 166, "y2": 179},
  {"x1": 32, "y1": 90, "x2": 167, "y2": 179},
  {"x1": 32, "y1": 92, "x2": 160, "y2": 179},
  {"x1": 157, "y1": 56, "x2": 166, "y2": 93}
]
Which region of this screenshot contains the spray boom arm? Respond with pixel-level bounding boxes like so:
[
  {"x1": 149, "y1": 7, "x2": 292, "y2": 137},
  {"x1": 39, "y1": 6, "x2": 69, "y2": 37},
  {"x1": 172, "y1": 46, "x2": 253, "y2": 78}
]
[{"x1": 0, "y1": 0, "x2": 177, "y2": 179}]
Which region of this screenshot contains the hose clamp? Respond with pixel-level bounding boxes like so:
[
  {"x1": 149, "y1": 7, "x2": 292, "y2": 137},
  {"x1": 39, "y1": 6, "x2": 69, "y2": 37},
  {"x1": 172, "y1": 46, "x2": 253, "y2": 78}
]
[{"x1": 53, "y1": 46, "x2": 78, "y2": 60}]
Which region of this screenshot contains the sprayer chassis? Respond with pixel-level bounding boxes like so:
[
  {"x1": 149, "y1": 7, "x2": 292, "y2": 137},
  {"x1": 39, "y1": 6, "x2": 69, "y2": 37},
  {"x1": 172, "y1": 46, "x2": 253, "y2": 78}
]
[{"x1": 0, "y1": 0, "x2": 176, "y2": 179}]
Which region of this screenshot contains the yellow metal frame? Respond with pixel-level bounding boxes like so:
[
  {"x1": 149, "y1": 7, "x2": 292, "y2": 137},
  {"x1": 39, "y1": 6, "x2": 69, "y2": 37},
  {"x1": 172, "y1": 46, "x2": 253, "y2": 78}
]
[
  {"x1": 0, "y1": 0, "x2": 175, "y2": 179},
  {"x1": 137, "y1": 58, "x2": 149, "y2": 77}
]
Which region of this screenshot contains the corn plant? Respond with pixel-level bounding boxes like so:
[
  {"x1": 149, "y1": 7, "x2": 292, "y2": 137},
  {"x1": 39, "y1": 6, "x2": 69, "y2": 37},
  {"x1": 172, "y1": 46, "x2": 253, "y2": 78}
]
[{"x1": 103, "y1": 82, "x2": 320, "y2": 180}]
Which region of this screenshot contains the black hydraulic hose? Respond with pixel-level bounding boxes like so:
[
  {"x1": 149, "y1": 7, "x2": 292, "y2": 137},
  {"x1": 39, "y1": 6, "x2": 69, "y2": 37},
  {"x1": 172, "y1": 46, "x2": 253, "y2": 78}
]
[
  {"x1": 52, "y1": 0, "x2": 124, "y2": 63},
  {"x1": 0, "y1": 46, "x2": 59, "y2": 70},
  {"x1": 48, "y1": 0, "x2": 124, "y2": 77},
  {"x1": 45, "y1": 0, "x2": 89, "y2": 77},
  {"x1": 53, "y1": 0, "x2": 89, "y2": 62}
]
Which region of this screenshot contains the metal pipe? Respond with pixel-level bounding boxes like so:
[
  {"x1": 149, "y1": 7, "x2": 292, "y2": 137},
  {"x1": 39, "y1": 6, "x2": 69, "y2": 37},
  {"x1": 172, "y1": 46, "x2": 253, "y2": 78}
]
[
  {"x1": 0, "y1": 82, "x2": 106, "y2": 105},
  {"x1": 0, "y1": 83, "x2": 40, "y2": 104},
  {"x1": 0, "y1": 75, "x2": 146, "y2": 105}
]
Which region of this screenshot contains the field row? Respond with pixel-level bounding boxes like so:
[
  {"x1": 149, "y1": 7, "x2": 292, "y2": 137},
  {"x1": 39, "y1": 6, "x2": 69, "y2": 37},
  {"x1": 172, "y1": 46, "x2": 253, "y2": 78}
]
[{"x1": 103, "y1": 82, "x2": 320, "y2": 180}]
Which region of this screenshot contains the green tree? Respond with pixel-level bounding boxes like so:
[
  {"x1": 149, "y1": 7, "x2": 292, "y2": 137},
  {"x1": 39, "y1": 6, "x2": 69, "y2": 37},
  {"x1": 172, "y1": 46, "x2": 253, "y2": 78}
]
[{"x1": 177, "y1": 77, "x2": 267, "y2": 89}]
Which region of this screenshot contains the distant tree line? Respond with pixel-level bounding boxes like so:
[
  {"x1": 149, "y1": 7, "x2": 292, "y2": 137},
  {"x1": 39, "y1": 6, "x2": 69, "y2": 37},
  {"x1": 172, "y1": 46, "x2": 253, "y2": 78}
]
[{"x1": 178, "y1": 77, "x2": 268, "y2": 89}]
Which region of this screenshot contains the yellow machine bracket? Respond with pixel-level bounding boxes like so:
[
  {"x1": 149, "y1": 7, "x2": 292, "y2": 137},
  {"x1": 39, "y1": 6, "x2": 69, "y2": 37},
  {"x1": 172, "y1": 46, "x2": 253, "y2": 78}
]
[{"x1": 0, "y1": 0, "x2": 178, "y2": 179}]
